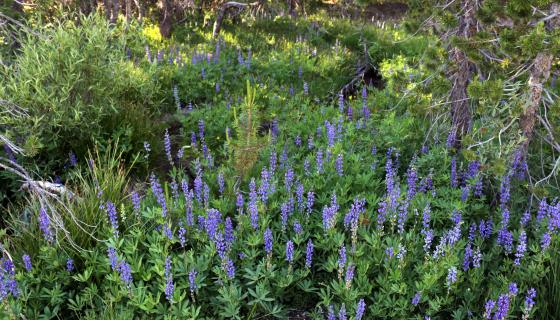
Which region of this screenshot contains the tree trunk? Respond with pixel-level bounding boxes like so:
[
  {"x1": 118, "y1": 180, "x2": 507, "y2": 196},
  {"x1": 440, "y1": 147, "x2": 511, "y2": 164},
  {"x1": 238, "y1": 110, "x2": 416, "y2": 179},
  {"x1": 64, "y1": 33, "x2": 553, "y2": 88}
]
[
  {"x1": 104, "y1": 0, "x2": 112, "y2": 20},
  {"x1": 212, "y1": 2, "x2": 252, "y2": 38},
  {"x1": 126, "y1": 0, "x2": 132, "y2": 24},
  {"x1": 287, "y1": 0, "x2": 296, "y2": 17},
  {"x1": 133, "y1": 0, "x2": 145, "y2": 20},
  {"x1": 111, "y1": 0, "x2": 120, "y2": 23},
  {"x1": 159, "y1": 0, "x2": 174, "y2": 38},
  {"x1": 447, "y1": 0, "x2": 477, "y2": 149},
  {"x1": 518, "y1": 3, "x2": 560, "y2": 154}
]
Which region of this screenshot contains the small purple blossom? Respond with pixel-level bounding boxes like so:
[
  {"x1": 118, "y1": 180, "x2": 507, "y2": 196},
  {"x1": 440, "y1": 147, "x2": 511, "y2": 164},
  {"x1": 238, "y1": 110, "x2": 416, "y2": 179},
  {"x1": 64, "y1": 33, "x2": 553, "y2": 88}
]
[
  {"x1": 22, "y1": 255, "x2": 32, "y2": 272},
  {"x1": 286, "y1": 240, "x2": 294, "y2": 263},
  {"x1": 305, "y1": 239, "x2": 314, "y2": 268}
]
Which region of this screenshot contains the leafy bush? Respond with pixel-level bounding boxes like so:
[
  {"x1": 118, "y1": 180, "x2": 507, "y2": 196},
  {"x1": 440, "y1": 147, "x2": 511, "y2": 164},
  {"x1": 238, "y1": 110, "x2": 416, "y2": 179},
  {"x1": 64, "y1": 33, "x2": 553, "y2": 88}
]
[{"x1": 0, "y1": 14, "x2": 162, "y2": 196}]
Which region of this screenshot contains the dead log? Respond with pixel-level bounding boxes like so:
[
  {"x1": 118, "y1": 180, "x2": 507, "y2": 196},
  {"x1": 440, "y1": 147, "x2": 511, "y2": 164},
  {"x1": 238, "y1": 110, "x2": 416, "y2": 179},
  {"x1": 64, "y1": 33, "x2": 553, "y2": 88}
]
[{"x1": 212, "y1": 1, "x2": 258, "y2": 38}]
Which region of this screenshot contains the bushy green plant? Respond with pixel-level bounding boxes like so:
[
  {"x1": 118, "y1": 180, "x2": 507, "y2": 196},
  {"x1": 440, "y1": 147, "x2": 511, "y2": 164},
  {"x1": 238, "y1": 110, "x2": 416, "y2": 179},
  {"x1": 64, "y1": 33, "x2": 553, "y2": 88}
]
[{"x1": 0, "y1": 14, "x2": 162, "y2": 195}]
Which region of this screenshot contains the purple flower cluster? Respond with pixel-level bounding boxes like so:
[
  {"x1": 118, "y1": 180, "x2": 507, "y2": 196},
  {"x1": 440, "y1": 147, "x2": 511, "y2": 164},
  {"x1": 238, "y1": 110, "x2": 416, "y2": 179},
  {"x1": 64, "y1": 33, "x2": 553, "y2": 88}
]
[
  {"x1": 0, "y1": 258, "x2": 18, "y2": 301},
  {"x1": 38, "y1": 207, "x2": 54, "y2": 243},
  {"x1": 150, "y1": 174, "x2": 167, "y2": 218},
  {"x1": 105, "y1": 201, "x2": 119, "y2": 238},
  {"x1": 164, "y1": 256, "x2": 174, "y2": 302},
  {"x1": 22, "y1": 255, "x2": 32, "y2": 272},
  {"x1": 305, "y1": 239, "x2": 314, "y2": 268},
  {"x1": 286, "y1": 240, "x2": 294, "y2": 263}
]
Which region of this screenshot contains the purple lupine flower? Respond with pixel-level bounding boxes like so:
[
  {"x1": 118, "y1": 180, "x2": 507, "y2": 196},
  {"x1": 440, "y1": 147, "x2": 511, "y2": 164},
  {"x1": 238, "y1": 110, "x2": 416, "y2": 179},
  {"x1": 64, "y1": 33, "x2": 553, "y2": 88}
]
[
  {"x1": 191, "y1": 131, "x2": 197, "y2": 148},
  {"x1": 202, "y1": 183, "x2": 210, "y2": 207},
  {"x1": 423, "y1": 229, "x2": 434, "y2": 254},
  {"x1": 105, "y1": 201, "x2": 119, "y2": 238},
  {"x1": 508, "y1": 282, "x2": 518, "y2": 296},
  {"x1": 327, "y1": 305, "x2": 336, "y2": 320},
  {"x1": 214, "y1": 231, "x2": 227, "y2": 259},
  {"x1": 164, "y1": 129, "x2": 174, "y2": 166},
  {"x1": 412, "y1": 292, "x2": 421, "y2": 306},
  {"x1": 326, "y1": 121, "x2": 336, "y2": 147},
  {"x1": 468, "y1": 223, "x2": 477, "y2": 242},
  {"x1": 66, "y1": 258, "x2": 74, "y2": 272},
  {"x1": 189, "y1": 269, "x2": 197, "y2": 294},
  {"x1": 303, "y1": 82, "x2": 309, "y2": 95},
  {"x1": 406, "y1": 165, "x2": 418, "y2": 200},
  {"x1": 271, "y1": 118, "x2": 280, "y2": 140},
  {"x1": 69, "y1": 151, "x2": 78, "y2": 167},
  {"x1": 225, "y1": 217, "x2": 235, "y2": 248},
  {"x1": 514, "y1": 230, "x2": 527, "y2": 265},
  {"x1": 305, "y1": 239, "x2": 314, "y2": 268},
  {"x1": 497, "y1": 227, "x2": 513, "y2": 253},
  {"x1": 472, "y1": 247, "x2": 482, "y2": 268},
  {"x1": 523, "y1": 288, "x2": 536, "y2": 316},
  {"x1": 521, "y1": 210, "x2": 531, "y2": 227},
  {"x1": 338, "y1": 92, "x2": 345, "y2": 113},
  {"x1": 463, "y1": 243, "x2": 473, "y2": 271},
  {"x1": 285, "y1": 167, "x2": 294, "y2": 192},
  {"x1": 205, "y1": 209, "x2": 221, "y2": 240},
  {"x1": 338, "y1": 245, "x2": 347, "y2": 276},
  {"x1": 479, "y1": 219, "x2": 493, "y2": 239},
  {"x1": 269, "y1": 150, "x2": 277, "y2": 174},
  {"x1": 537, "y1": 198, "x2": 548, "y2": 222},
  {"x1": 163, "y1": 224, "x2": 173, "y2": 240},
  {"x1": 194, "y1": 174, "x2": 203, "y2": 204},
  {"x1": 451, "y1": 156, "x2": 458, "y2": 188},
  {"x1": 143, "y1": 141, "x2": 151, "y2": 159},
  {"x1": 494, "y1": 294, "x2": 510, "y2": 320},
  {"x1": 264, "y1": 228, "x2": 273, "y2": 257},
  {"x1": 198, "y1": 120, "x2": 205, "y2": 141},
  {"x1": 249, "y1": 201, "x2": 259, "y2": 230},
  {"x1": 306, "y1": 191, "x2": 315, "y2": 216},
  {"x1": 178, "y1": 227, "x2": 186, "y2": 247},
  {"x1": 541, "y1": 232, "x2": 551, "y2": 250},
  {"x1": 38, "y1": 207, "x2": 54, "y2": 243},
  {"x1": 170, "y1": 179, "x2": 180, "y2": 205},
  {"x1": 107, "y1": 247, "x2": 118, "y2": 271},
  {"x1": 339, "y1": 304, "x2": 347, "y2": 320},
  {"x1": 474, "y1": 177, "x2": 483, "y2": 197},
  {"x1": 118, "y1": 260, "x2": 132, "y2": 288},
  {"x1": 461, "y1": 186, "x2": 470, "y2": 202},
  {"x1": 308, "y1": 136, "x2": 314, "y2": 150},
  {"x1": 347, "y1": 106, "x2": 353, "y2": 120},
  {"x1": 164, "y1": 256, "x2": 174, "y2": 302},
  {"x1": 1, "y1": 258, "x2": 18, "y2": 300},
  {"x1": 150, "y1": 174, "x2": 167, "y2": 218},
  {"x1": 345, "y1": 264, "x2": 355, "y2": 289},
  {"x1": 185, "y1": 191, "x2": 194, "y2": 226},
  {"x1": 236, "y1": 193, "x2": 244, "y2": 214},
  {"x1": 355, "y1": 299, "x2": 366, "y2": 320},
  {"x1": 316, "y1": 149, "x2": 324, "y2": 173},
  {"x1": 296, "y1": 183, "x2": 305, "y2": 212},
  {"x1": 322, "y1": 205, "x2": 337, "y2": 231},
  {"x1": 131, "y1": 191, "x2": 141, "y2": 212},
  {"x1": 22, "y1": 255, "x2": 32, "y2": 272},
  {"x1": 446, "y1": 128, "x2": 456, "y2": 149},
  {"x1": 224, "y1": 258, "x2": 236, "y2": 279},
  {"x1": 293, "y1": 220, "x2": 303, "y2": 234},
  {"x1": 259, "y1": 167, "x2": 271, "y2": 203},
  {"x1": 446, "y1": 266, "x2": 458, "y2": 287},
  {"x1": 484, "y1": 299, "x2": 496, "y2": 319},
  {"x1": 335, "y1": 154, "x2": 344, "y2": 176},
  {"x1": 286, "y1": 240, "x2": 294, "y2": 263},
  {"x1": 499, "y1": 174, "x2": 511, "y2": 209},
  {"x1": 217, "y1": 171, "x2": 225, "y2": 195}
]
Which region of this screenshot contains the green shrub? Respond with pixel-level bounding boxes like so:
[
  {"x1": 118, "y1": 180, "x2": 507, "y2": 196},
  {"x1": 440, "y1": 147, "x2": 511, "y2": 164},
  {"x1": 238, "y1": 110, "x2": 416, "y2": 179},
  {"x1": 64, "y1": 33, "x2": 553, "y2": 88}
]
[{"x1": 0, "y1": 14, "x2": 161, "y2": 184}]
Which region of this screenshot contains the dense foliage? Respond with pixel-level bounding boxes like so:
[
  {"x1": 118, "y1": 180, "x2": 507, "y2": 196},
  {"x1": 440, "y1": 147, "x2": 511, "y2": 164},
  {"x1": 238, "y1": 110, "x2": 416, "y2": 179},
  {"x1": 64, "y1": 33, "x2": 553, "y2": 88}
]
[{"x1": 0, "y1": 2, "x2": 559, "y2": 320}]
